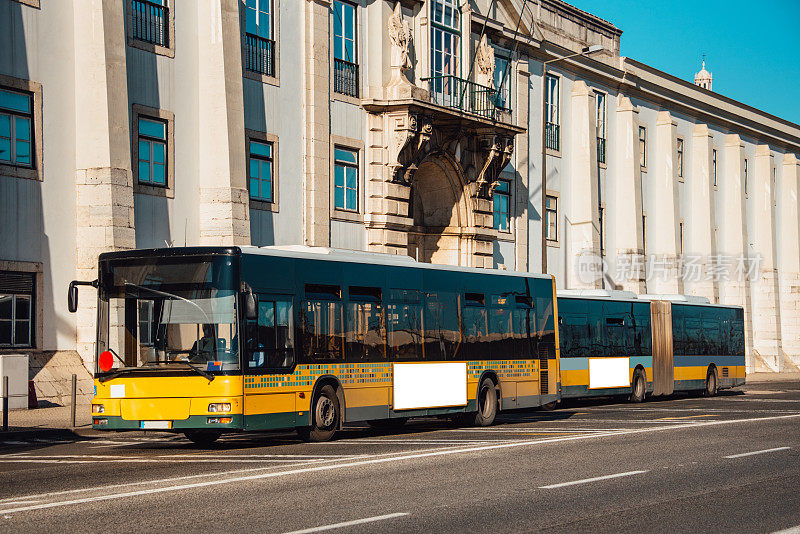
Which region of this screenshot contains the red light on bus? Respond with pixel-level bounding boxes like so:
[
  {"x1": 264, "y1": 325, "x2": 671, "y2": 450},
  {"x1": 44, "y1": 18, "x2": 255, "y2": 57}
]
[{"x1": 99, "y1": 351, "x2": 114, "y2": 372}]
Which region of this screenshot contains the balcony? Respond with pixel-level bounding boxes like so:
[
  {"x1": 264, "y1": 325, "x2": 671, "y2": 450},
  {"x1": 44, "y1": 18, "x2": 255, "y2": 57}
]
[
  {"x1": 422, "y1": 75, "x2": 510, "y2": 121},
  {"x1": 597, "y1": 137, "x2": 606, "y2": 164},
  {"x1": 244, "y1": 33, "x2": 275, "y2": 77},
  {"x1": 545, "y1": 122, "x2": 560, "y2": 151},
  {"x1": 130, "y1": 0, "x2": 168, "y2": 47},
  {"x1": 334, "y1": 58, "x2": 359, "y2": 98}
]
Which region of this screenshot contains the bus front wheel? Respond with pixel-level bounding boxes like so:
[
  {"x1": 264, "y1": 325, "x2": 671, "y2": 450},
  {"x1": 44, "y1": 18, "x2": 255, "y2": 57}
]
[
  {"x1": 704, "y1": 368, "x2": 718, "y2": 397},
  {"x1": 298, "y1": 385, "x2": 340, "y2": 442},
  {"x1": 473, "y1": 378, "x2": 498, "y2": 427},
  {"x1": 630, "y1": 370, "x2": 646, "y2": 403}
]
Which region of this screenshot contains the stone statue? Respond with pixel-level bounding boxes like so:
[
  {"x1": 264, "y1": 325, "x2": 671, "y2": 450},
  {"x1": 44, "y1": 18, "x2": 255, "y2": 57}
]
[
  {"x1": 387, "y1": 1, "x2": 412, "y2": 85},
  {"x1": 475, "y1": 34, "x2": 495, "y2": 89}
]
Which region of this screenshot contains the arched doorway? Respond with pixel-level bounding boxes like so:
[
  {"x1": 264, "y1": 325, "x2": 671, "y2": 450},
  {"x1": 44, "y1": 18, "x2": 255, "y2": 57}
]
[{"x1": 408, "y1": 154, "x2": 473, "y2": 266}]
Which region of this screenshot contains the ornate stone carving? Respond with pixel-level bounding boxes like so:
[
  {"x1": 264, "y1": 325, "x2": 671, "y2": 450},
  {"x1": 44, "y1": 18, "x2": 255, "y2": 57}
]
[
  {"x1": 387, "y1": 2, "x2": 413, "y2": 85},
  {"x1": 475, "y1": 34, "x2": 495, "y2": 89},
  {"x1": 475, "y1": 136, "x2": 514, "y2": 197},
  {"x1": 389, "y1": 113, "x2": 434, "y2": 184}
]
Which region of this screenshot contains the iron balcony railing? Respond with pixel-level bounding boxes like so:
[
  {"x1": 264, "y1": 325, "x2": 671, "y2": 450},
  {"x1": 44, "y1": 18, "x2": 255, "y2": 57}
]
[
  {"x1": 333, "y1": 58, "x2": 359, "y2": 98},
  {"x1": 597, "y1": 137, "x2": 606, "y2": 164},
  {"x1": 244, "y1": 33, "x2": 275, "y2": 77},
  {"x1": 545, "y1": 122, "x2": 560, "y2": 151},
  {"x1": 422, "y1": 75, "x2": 510, "y2": 120},
  {"x1": 130, "y1": 0, "x2": 168, "y2": 47}
]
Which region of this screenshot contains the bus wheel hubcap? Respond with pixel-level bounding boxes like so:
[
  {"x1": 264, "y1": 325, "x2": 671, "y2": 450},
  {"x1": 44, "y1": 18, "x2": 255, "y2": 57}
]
[{"x1": 317, "y1": 397, "x2": 335, "y2": 428}]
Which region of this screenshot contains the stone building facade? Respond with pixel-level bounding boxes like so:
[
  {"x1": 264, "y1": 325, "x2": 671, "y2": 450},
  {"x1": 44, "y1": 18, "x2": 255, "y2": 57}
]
[{"x1": 1, "y1": 0, "x2": 799, "y2": 397}]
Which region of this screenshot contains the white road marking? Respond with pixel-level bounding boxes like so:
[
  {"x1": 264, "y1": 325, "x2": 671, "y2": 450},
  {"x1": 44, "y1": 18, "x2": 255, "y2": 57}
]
[
  {"x1": 724, "y1": 446, "x2": 791, "y2": 459},
  {"x1": 771, "y1": 525, "x2": 800, "y2": 534},
  {"x1": 539, "y1": 470, "x2": 648, "y2": 489},
  {"x1": 282, "y1": 513, "x2": 410, "y2": 534},
  {"x1": 2, "y1": 412, "x2": 800, "y2": 515}
]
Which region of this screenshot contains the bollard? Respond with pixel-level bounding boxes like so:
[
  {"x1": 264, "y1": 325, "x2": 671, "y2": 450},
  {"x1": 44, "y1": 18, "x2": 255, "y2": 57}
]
[
  {"x1": 2, "y1": 376, "x2": 8, "y2": 432},
  {"x1": 70, "y1": 374, "x2": 77, "y2": 428}
]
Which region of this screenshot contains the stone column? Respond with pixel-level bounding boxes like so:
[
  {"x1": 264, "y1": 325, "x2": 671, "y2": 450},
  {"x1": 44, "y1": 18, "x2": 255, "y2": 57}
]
[
  {"x1": 567, "y1": 81, "x2": 600, "y2": 289},
  {"x1": 647, "y1": 111, "x2": 681, "y2": 294},
  {"x1": 611, "y1": 95, "x2": 645, "y2": 292},
  {"x1": 302, "y1": 0, "x2": 332, "y2": 246},
  {"x1": 685, "y1": 124, "x2": 717, "y2": 301},
  {"x1": 751, "y1": 145, "x2": 782, "y2": 371},
  {"x1": 514, "y1": 59, "x2": 530, "y2": 272},
  {"x1": 718, "y1": 135, "x2": 753, "y2": 361},
  {"x1": 196, "y1": 0, "x2": 250, "y2": 245},
  {"x1": 778, "y1": 153, "x2": 800, "y2": 369},
  {"x1": 73, "y1": 0, "x2": 135, "y2": 371}
]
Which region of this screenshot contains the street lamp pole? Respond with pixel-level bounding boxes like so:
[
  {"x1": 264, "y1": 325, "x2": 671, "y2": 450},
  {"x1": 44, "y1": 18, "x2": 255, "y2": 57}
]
[{"x1": 540, "y1": 44, "x2": 603, "y2": 275}]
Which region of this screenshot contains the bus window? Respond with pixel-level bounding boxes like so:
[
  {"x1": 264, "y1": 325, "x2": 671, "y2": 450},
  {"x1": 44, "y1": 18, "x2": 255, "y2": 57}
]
[
  {"x1": 702, "y1": 308, "x2": 721, "y2": 355},
  {"x1": 423, "y1": 293, "x2": 445, "y2": 361},
  {"x1": 560, "y1": 314, "x2": 589, "y2": 358},
  {"x1": 462, "y1": 293, "x2": 488, "y2": 360},
  {"x1": 488, "y1": 295, "x2": 514, "y2": 359},
  {"x1": 513, "y1": 296, "x2": 535, "y2": 359},
  {"x1": 346, "y1": 297, "x2": 385, "y2": 362},
  {"x1": 684, "y1": 307, "x2": 701, "y2": 356},
  {"x1": 302, "y1": 300, "x2": 344, "y2": 361},
  {"x1": 387, "y1": 289, "x2": 422, "y2": 360},
  {"x1": 246, "y1": 298, "x2": 295, "y2": 370}
]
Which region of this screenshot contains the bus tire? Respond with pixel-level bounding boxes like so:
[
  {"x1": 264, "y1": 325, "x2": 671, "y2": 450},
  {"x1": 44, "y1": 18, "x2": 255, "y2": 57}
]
[
  {"x1": 473, "y1": 377, "x2": 498, "y2": 427},
  {"x1": 630, "y1": 369, "x2": 646, "y2": 403},
  {"x1": 367, "y1": 417, "x2": 408, "y2": 429},
  {"x1": 299, "y1": 385, "x2": 340, "y2": 442},
  {"x1": 704, "y1": 368, "x2": 718, "y2": 397},
  {"x1": 184, "y1": 430, "x2": 221, "y2": 447}
]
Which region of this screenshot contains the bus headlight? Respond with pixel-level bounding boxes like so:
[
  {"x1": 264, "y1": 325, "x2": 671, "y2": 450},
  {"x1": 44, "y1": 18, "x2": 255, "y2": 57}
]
[
  {"x1": 208, "y1": 403, "x2": 231, "y2": 413},
  {"x1": 92, "y1": 404, "x2": 105, "y2": 414}
]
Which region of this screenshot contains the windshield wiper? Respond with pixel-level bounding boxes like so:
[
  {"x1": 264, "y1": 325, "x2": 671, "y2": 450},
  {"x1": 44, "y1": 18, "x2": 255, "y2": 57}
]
[
  {"x1": 181, "y1": 361, "x2": 215, "y2": 382},
  {"x1": 98, "y1": 367, "x2": 140, "y2": 383},
  {"x1": 123, "y1": 282, "x2": 211, "y2": 323}
]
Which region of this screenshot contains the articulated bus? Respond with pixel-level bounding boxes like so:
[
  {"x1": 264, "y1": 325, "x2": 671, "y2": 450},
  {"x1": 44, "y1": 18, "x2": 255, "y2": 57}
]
[
  {"x1": 69, "y1": 246, "x2": 560, "y2": 444},
  {"x1": 557, "y1": 290, "x2": 745, "y2": 402}
]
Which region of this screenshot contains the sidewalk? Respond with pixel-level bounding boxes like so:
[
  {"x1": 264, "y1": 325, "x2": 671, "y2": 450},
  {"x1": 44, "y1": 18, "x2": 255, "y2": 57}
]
[
  {"x1": 745, "y1": 371, "x2": 800, "y2": 383},
  {"x1": 2, "y1": 401, "x2": 95, "y2": 441}
]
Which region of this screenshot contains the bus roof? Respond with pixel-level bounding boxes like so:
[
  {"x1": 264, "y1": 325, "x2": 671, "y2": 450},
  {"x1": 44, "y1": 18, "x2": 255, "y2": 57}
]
[{"x1": 556, "y1": 289, "x2": 742, "y2": 310}]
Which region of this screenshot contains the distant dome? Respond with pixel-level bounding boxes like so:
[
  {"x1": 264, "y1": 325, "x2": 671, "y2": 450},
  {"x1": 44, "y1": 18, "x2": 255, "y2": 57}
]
[{"x1": 694, "y1": 58, "x2": 713, "y2": 91}]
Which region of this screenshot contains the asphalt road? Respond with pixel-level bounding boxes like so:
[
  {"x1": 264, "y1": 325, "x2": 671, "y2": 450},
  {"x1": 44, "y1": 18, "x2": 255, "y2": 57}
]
[{"x1": 1, "y1": 382, "x2": 800, "y2": 533}]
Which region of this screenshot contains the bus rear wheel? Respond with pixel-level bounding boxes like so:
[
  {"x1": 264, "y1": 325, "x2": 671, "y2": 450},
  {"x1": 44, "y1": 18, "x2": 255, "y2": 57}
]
[
  {"x1": 184, "y1": 430, "x2": 221, "y2": 447},
  {"x1": 630, "y1": 370, "x2": 646, "y2": 403},
  {"x1": 298, "y1": 385, "x2": 340, "y2": 442},
  {"x1": 472, "y1": 378, "x2": 498, "y2": 427},
  {"x1": 704, "y1": 368, "x2": 718, "y2": 397}
]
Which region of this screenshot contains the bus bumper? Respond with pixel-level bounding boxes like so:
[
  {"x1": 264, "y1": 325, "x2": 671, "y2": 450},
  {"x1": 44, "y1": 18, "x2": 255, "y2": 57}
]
[{"x1": 91, "y1": 414, "x2": 244, "y2": 431}]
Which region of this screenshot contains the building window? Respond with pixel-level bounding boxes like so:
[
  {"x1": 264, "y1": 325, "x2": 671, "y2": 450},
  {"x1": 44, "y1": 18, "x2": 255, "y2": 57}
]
[
  {"x1": 334, "y1": 147, "x2": 358, "y2": 211},
  {"x1": 137, "y1": 118, "x2": 167, "y2": 186},
  {"x1": 0, "y1": 271, "x2": 34, "y2": 348},
  {"x1": 130, "y1": 0, "x2": 169, "y2": 47},
  {"x1": 596, "y1": 93, "x2": 607, "y2": 164},
  {"x1": 0, "y1": 87, "x2": 33, "y2": 168},
  {"x1": 712, "y1": 149, "x2": 717, "y2": 188},
  {"x1": 545, "y1": 195, "x2": 558, "y2": 241},
  {"x1": 244, "y1": 0, "x2": 275, "y2": 77},
  {"x1": 429, "y1": 0, "x2": 460, "y2": 105},
  {"x1": 677, "y1": 138, "x2": 684, "y2": 181},
  {"x1": 249, "y1": 140, "x2": 274, "y2": 202},
  {"x1": 493, "y1": 53, "x2": 511, "y2": 111},
  {"x1": 744, "y1": 158, "x2": 748, "y2": 196},
  {"x1": 333, "y1": 1, "x2": 358, "y2": 98},
  {"x1": 638, "y1": 126, "x2": 647, "y2": 168},
  {"x1": 493, "y1": 181, "x2": 511, "y2": 231},
  {"x1": 545, "y1": 74, "x2": 560, "y2": 151},
  {"x1": 138, "y1": 301, "x2": 154, "y2": 347}
]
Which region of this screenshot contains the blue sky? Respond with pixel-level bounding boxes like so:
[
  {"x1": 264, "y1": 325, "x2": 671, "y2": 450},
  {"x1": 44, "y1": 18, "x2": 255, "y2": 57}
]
[{"x1": 564, "y1": 0, "x2": 800, "y2": 125}]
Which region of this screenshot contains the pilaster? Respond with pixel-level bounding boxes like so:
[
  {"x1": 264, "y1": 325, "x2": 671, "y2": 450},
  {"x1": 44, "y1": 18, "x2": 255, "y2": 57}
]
[
  {"x1": 196, "y1": 0, "x2": 250, "y2": 245},
  {"x1": 566, "y1": 81, "x2": 600, "y2": 288},
  {"x1": 751, "y1": 145, "x2": 782, "y2": 371},
  {"x1": 303, "y1": 0, "x2": 332, "y2": 246},
  {"x1": 514, "y1": 60, "x2": 530, "y2": 272},
  {"x1": 73, "y1": 0, "x2": 135, "y2": 370},
  {"x1": 611, "y1": 95, "x2": 645, "y2": 292},
  {"x1": 648, "y1": 111, "x2": 681, "y2": 294},
  {"x1": 685, "y1": 124, "x2": 717, "y2": 302},
  {"x1": 778, "y1": 153, "x2": 800, "y2": 367}
]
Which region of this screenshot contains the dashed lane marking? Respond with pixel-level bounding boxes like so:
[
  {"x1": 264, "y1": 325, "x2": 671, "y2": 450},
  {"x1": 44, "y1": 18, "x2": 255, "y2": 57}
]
[
  {"x1": 539, "y1": 470, "x2": 649, "y2": 489},
  {"x1": 724, "y1": 446, "x2": 792, "y2": 459},
  {"x1": 655, "y1": 415, "x2": 719, "y2": 421},
  {"x1": 282, "y1": 513, "x2": 410, "y2": 534}
]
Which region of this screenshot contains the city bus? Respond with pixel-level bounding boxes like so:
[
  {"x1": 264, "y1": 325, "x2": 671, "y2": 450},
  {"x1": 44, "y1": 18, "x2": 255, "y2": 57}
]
[
  {"x1": 557, "y1": 290, "x2": 746, "y2": 402},
  {"x1": 69, "y1": 246, "x2": 560, "y2": 444}
]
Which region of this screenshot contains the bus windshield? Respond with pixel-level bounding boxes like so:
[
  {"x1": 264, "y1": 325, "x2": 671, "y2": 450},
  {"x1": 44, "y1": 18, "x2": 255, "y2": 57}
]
[{"x1": 97, "y1": 255, "x2": 239, "y2": 374}]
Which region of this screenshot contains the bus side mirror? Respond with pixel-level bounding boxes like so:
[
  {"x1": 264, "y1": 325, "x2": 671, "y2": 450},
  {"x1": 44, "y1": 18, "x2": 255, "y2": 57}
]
[
  {"x1": 244, "y1": 285, "x2": 257, "y2": 320},
  {"x1": 68, "y1": 283, "x2": 79, "y2": 313}
]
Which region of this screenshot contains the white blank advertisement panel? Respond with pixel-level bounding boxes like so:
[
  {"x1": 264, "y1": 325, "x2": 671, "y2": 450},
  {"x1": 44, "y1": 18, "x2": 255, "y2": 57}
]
[
  {"x1": 589, "y1": 357, "x2": 630, "y2": 389},
  {"x1": 393, "y1": 362, "x2": 467, "y2": 410}
]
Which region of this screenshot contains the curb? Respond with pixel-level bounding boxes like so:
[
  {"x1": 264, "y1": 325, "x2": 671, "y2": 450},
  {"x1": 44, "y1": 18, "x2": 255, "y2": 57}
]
[{"x1": 0, "y1": 427, "x2": 98, "y2": 441}]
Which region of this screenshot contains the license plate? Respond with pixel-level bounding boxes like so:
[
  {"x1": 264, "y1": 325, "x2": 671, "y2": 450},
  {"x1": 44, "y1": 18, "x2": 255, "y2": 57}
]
[{"x1": 141, "y1": 420, "x2": 172, "y2": 429}]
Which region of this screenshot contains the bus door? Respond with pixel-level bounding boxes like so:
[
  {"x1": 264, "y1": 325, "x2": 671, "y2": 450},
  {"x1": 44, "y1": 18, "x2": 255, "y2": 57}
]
[
  {"x1": 650, "y1": 300, "x2": 674, "y2": 396},
  {"x1": 243, "y1": 294, "x2": 297, "y2": 430}
]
